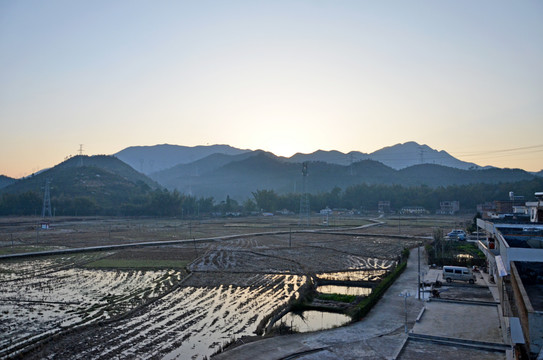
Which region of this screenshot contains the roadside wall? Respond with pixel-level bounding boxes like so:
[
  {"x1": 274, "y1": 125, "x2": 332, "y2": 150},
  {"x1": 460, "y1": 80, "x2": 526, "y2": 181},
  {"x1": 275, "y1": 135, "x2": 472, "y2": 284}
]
[{"x1": 511, "y1": 262, "x2": 543, "y2": 356}]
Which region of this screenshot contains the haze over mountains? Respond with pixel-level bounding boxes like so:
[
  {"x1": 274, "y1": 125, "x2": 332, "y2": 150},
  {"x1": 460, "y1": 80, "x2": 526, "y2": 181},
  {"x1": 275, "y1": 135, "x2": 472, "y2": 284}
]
[
  {"x1": 147, "y1": 152, "x2": 535, "y2": 201},
  {"x1": 1, "y1": 142, "x2": 541, "y2": 215},
  {"x1": 115, "y1": 144, "x2": 249, "y2": 175},
  {"x1": 107, "y1": 141, "x2": 538, "y2": 201},
  {"x1": 115, "y1": 141, "x2": 480, "y2": 175}
]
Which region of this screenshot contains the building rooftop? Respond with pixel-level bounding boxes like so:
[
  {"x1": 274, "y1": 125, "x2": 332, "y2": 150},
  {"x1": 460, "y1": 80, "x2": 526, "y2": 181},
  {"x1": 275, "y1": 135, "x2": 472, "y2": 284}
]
[{"x1": 495, "y1": 224, "x2": 543, "y2": 249}]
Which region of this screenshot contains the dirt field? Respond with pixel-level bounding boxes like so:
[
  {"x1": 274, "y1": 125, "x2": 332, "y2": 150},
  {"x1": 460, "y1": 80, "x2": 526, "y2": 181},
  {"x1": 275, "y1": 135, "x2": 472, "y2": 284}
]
[{"x1": 0, "y1": 214, "x2": 470, "y2": 359}]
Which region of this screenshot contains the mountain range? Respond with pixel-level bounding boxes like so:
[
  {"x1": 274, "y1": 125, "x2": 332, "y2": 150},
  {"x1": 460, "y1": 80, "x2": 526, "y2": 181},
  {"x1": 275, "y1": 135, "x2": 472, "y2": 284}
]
[
  {"x1": 285, "y1": 142, "x2": 481, "y2": 170},
  {"x1": 1, "y1": 142, "x2": 540, "y2": 207},
  {"x1": 115, "y1": 142, "x2": 481, "y2": 175},
  {"x1": 147, "y1": 151, "x2": 535, "y2": 201},
  {"x1": 115, "y1": 144, "x2": 249, "y2": 174}
]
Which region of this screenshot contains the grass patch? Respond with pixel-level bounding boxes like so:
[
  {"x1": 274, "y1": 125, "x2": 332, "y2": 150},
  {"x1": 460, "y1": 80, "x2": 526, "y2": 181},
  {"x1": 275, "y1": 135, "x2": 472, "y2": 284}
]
[
  {"x1": 316, "y1": 293, "x2": 356, "y2": 303},
  {"x1": 84, "y1": 258, "x2": 190, "y2": 269}
]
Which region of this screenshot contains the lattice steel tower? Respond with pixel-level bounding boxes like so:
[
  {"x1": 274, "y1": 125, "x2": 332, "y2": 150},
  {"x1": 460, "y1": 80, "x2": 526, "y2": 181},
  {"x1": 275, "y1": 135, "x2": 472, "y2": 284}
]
[
  {"x1": 299, "y1": 162, "x2": 310, "y2": 226},
  {"x1": 42, "y1": 178, "x2": 52, "y2": 218},
  {"x1": 78, "y1": 144, "x2": 84, "y2": 167}
]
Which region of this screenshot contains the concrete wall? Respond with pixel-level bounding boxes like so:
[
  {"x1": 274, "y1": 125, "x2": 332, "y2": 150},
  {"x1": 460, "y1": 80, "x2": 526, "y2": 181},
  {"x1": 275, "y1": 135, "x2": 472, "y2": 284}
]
[
  {"x1": 511, "y1": 262, "x2": 543, "y2": 356},
  {"x1": 529, "y1": 312, "x2": 543, "y2": 356}
]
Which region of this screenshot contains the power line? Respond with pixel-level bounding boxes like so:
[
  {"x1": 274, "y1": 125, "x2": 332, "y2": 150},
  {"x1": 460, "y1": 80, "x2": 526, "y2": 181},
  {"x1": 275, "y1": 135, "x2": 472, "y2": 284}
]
[
  {"x1": 453, "y1": 144, "x2": 543, "y2": 157},
  {"x1": 292, "y1": 144, "x2": 543, "y2": 163}
]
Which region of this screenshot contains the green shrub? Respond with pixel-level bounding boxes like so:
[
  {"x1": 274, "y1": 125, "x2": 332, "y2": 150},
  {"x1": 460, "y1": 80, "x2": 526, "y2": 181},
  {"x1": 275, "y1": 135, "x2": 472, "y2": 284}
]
[
  {"x1": 401, "y1": 247, "x2": 410, "y2": 260},
  {"x1": 316, "y1": 293, "x2": 356, "y2": 303},
  {"x1": 350, "y1": 261, "x2": 407, "y2": 321}
]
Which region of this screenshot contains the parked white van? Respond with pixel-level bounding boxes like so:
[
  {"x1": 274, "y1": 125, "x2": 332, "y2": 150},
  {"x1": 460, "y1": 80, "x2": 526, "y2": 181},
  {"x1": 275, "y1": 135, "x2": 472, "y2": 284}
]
[{"x1": 442, "y1": 266, "x2": 476, "y2": 284}]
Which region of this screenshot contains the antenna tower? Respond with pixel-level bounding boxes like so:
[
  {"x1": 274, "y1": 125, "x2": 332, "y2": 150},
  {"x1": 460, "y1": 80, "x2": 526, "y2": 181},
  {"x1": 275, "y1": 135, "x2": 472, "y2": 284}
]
[
  {"x1": 299, "y1": 162, "x2": 310, "y2": 226},
  {"x1": 42, "y1": 178, "x2": 52, "y2": 218}
]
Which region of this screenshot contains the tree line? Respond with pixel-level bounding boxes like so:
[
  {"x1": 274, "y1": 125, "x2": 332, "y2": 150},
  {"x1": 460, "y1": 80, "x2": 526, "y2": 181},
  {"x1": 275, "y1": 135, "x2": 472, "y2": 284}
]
[{"x1": 1, "y1": 178, "x2": 541, "y2": 217}]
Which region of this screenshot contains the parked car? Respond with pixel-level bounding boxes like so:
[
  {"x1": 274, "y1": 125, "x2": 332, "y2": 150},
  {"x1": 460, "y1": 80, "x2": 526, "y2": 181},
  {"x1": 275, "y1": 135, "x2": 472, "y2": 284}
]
[
  {"x1": 442, "y1": 266, "x2": 476, "y2": 284},
  {"x1": 447, "y1": 229, "x2": 466, "y2": 240}
]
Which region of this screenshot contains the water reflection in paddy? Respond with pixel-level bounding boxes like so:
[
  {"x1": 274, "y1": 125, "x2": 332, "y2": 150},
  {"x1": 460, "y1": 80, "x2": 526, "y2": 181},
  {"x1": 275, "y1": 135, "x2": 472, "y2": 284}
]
[
  {"x1": 279, "y1": 310, "x2": 351, "y2": 333},
  {"x1": 316, "y1": 270, "x2": 387, "y2": 282},
  {"x1": 317, "y1": 285, "x2": 372, "y2": 297}
]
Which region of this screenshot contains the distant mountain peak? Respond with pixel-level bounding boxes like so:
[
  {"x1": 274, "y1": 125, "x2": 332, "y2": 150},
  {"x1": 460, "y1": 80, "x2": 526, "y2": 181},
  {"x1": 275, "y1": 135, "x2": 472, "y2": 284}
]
[{"x1": 115, "y1": 144, "x2": 251, "y2": 174}]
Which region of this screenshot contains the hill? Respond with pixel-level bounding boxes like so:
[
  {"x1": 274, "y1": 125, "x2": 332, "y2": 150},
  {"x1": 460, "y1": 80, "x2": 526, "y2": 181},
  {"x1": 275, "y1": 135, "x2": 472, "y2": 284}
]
[
  {"x1": 115, "y1": 144, "x2": 250, "y2": 174},
  {"x1": 397, "y1": 164, "x2": 535, "y2": 187},
  {"x1": 0, "y1": 175, "x2": 16, "y2": 189},
  {"x1": 150, "y1": 151, "x2": 536, "y2": 201},
  {"x1": 114, "y1": 141, "x2": 482, "y2": 174},
  {"x1": 151, "y1": 151, "x2": 258, "y2": 190},
  {"x1": 0, "y1": 155, "x2": 161, "y2": 215},
  {"x1": 287, "y1": 142, "x2": 480, "y2": 170},
  {"x1": 368, "y1": 142, "x2": 480, "y2": 170}
]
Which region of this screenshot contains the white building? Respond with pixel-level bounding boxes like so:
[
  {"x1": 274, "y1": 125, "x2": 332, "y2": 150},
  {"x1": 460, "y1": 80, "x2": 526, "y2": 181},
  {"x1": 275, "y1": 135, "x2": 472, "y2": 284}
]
[{"x1": 477, "y1": 210, "x2": 543, "y2": 358}]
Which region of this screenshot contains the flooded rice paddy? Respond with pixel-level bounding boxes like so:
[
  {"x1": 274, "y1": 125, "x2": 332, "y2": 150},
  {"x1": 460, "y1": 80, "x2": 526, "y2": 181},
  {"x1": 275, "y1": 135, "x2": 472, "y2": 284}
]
[
  {"x1": 278, "y1": 310, "x2": 352, "y2": 333},
  {"x1": 0, "y1": 254, "x2": 182, "y2": 358},
  {"x1": 96, "y1": 274, "x2": 305, "y2": 360},
  {"x1": 0, "y1": 217, "x2": 421, "y2": 359},
  {"x1": 12, "y1": 273, "x2": 306, "y2": 360}
]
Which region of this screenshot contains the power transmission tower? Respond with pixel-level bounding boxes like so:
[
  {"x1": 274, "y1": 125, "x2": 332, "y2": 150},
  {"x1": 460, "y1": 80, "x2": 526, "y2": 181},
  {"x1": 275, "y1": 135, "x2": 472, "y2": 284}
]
[
  {"x1": 418, "y1": 146, "x2": 425, "y2": 164},
  {"x1": 42, "y1": 178, "x2": 52, "y2": 218},
  {"x1": 299, "y1": 162, "x2": 310, "y2": 226},
  {"x1": 78, "y1": 144, "x2": 84, "y2": 167}
]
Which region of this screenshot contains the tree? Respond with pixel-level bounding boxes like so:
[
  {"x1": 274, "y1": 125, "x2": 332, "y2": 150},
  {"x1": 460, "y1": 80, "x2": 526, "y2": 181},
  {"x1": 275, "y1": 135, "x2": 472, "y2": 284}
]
[
  {"x1": 243, "y1": 198, "x2": 257, "y2": 213},
  {"x1": 252, "y1": 189, "x2": 279, "y2": 212}
]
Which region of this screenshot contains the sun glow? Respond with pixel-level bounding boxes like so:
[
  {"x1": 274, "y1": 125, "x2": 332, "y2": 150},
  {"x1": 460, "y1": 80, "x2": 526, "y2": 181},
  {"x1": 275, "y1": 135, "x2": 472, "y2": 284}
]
[{"x1": 267, "y1": 143, "x2": 305, "y2": 158}]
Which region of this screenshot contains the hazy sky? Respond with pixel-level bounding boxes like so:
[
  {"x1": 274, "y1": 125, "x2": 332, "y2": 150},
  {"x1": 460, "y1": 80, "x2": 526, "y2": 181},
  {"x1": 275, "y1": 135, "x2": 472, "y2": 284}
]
[{"x1": 1, "y1": 1, "x2": 542, "y2": 178}]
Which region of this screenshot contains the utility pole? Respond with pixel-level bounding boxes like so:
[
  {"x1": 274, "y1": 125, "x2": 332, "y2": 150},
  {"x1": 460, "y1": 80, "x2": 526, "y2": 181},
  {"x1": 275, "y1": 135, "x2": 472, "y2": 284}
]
[
  {"x1": 418, "y1": 243, "x2": 421, "y2": 300},
  {"x1": 289, "y1": 227, "x2": 292, "y2": 248},
  {"x1": 299, "y1": 162, "x2": 310, "y2": 226},
  {"x1": 399, "y1": 291, "x2": 411, "y2": 333}
]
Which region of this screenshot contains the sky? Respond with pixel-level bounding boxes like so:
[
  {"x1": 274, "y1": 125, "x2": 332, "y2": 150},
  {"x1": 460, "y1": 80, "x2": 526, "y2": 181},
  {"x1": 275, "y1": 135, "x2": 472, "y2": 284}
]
[{"x1": 1, "y1": 1, "x2": 542, "y2": 178}]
